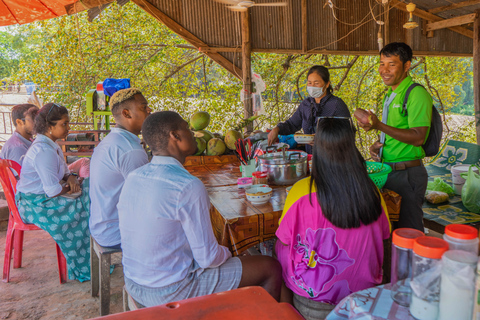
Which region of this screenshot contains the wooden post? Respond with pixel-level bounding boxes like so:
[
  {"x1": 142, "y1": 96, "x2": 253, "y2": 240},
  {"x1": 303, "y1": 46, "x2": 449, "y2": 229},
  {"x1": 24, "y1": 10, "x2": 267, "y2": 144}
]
[
  {"x1": 302, "y1": 0, "x2": 307, "y2": 53},
  {"x1": 241, "y1": 9, "x2": 253, "y2": 133},
  {"x1": 474, "y1": 10, "x2": 480, "y2": 144}
]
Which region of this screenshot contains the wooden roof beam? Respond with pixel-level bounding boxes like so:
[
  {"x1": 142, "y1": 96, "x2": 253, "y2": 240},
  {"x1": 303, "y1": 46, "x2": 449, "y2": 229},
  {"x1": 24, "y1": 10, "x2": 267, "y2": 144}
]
[
  {"x1": 429, "y1": 0, "x2": 480, "y2": 15},
  {"x1": 65, "y1": 0, "x2": 114, "y2": 15},
  {"x1": 132, "y1": 0, "x2": 242, "y2": 80},
  {"x1": 390, "y1": 0, "x2": 474, "y2": 39},
  {"x1": 426, "y1": 13, "x2": 477, "y2": 32}
]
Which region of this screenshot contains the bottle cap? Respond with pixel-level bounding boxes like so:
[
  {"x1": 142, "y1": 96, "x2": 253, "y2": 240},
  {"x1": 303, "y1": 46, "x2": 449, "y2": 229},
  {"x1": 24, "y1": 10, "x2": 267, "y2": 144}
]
[
  {"x1": 413, "y1": 236, "x2": 449, "y2": 259},
  {"x1": 392, "y1": 228, "x2": 424, "y2": 249},
  {"x1": 445, "y1": 224, "x2": 478, "y2": 240},
  {"x1": 96, "y1": 82, "x2": 104, "y2": 91}
]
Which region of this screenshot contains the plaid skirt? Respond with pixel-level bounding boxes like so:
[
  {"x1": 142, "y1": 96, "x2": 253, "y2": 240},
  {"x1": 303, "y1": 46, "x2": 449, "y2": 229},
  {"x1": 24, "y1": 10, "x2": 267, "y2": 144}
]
[{"x1": 16, "y1": 179, "x2": 91, "y2": 282}]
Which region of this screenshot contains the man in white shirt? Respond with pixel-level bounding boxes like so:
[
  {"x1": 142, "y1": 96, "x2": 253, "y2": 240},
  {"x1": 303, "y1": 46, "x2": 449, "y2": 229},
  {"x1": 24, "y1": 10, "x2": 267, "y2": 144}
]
[
  {"x1": 118, "y1": 111, "x2": 282, "y2": 307},
  {"x1": 0, "y1": 104, "x2": 38, "y2": 166},
  {"x1": 89, "y1": 88, "x2": 151, "y2": 249}
]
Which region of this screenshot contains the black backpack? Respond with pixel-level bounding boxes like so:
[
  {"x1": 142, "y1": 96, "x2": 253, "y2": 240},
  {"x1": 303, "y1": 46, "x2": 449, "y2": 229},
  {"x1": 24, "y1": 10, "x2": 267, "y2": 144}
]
[{"x1": 402, "y1": 83, "x2": 443, "y2": 157}]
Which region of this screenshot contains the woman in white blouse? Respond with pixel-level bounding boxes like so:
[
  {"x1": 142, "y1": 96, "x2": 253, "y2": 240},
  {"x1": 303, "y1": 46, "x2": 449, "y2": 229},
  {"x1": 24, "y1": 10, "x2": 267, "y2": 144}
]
[{"x1": 16, "y1": 103, "x2": 91, "y2": 282}]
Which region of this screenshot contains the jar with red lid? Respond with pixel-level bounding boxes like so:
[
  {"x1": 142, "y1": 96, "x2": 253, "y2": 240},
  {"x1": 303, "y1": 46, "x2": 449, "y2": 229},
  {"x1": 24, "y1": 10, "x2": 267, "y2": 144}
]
[
  {"x1": 391, "y1": 228, "x2": 424, "y2": 307},
  {"x1": 252, "y1": 171, "x2": 268, "y2": 185},
  {"x1": 443, "y1": 224, "x2": 479, "y2": 255},
  {"x1": 409, "y1": 236, "x2": 449, "y2": 320}
]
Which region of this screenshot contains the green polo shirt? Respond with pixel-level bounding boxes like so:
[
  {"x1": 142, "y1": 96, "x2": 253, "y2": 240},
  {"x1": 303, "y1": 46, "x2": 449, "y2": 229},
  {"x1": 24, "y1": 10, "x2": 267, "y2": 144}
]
[{"x1": 382, "y1": 76, "x2": 433, "y2": 162}]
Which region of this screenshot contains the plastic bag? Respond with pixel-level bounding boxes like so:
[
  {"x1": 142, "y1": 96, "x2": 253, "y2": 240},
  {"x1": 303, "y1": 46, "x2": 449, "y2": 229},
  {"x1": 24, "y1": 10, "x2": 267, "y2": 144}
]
[
  {"x1": 427, "y1": 177, "x2": 455, "y2": 196},
  {"x1": 102, "y1": 78, "x2": 131, "y2": 97},
  {"x1": 425, "y1": 191, "x2": 449, "y2": 204},
  {"x1": 461, "y1": 165, "x2": 480, "y2": 213}
]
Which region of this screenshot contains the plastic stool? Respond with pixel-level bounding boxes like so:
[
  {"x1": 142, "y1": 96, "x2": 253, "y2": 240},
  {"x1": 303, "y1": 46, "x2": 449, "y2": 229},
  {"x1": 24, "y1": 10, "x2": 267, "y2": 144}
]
[{"x1": 90, "y1": 236, "x2": 122, "y2": 316}]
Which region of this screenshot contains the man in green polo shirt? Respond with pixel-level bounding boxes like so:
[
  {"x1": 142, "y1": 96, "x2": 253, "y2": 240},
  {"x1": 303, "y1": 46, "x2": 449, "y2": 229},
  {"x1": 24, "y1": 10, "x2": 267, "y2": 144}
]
[{"x1": 357, "y1": 42, "x2": 432, "y2": 231}]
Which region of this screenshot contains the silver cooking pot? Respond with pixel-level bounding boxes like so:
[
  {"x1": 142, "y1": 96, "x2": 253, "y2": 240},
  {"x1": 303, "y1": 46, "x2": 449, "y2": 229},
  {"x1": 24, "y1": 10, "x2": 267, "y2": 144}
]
[{"x1": 257, "y1": 147, "x2": 308, "y2": 185}]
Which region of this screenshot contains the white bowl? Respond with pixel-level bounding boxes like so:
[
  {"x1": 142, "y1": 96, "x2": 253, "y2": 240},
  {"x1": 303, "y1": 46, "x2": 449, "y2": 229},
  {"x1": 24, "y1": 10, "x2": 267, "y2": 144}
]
[
  {"x1": 294, "y1": 134, "x2": 315, "y2": 144},
  {"x1": 286, "y1": 186, "x2": 292, "y2": 194},
  {"x1": 245, "y1": 185, "x2": 272, "y2": 205}
]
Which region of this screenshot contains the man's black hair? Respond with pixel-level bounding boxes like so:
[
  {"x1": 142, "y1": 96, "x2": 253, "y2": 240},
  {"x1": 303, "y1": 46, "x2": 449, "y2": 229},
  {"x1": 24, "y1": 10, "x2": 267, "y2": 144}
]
[
  {"x1": 142, "y1": 111, "x2": 184, "y2": 152},
  {"x1": 11, "y1": 104, "x2": 36, "y2": 126},
  {"x1": 380, "y1": 42, "x2": 413, "y2": 64}
]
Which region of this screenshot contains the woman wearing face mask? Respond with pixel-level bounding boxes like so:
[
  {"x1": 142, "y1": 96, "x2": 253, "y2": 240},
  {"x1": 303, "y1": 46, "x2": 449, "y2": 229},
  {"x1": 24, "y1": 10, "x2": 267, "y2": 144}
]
[{"x1": 267, "y1": 65, "x2": 351, "y2": 154}]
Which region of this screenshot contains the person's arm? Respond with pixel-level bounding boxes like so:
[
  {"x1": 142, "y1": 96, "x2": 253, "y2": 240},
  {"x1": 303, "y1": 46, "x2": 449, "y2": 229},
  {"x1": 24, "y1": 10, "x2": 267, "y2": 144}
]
[
  {"x1": 178, "y1": 179, "x2": 231, "y2": 268},
  {"x1": 268, "y1": 101, "x2": 308, "y2": 145},
  {"x1": 368, "y1": 112, "x2": 428, "y2": 146},
  {"x1": 359, "y1": 87, "x2": 432, "y2": 147},
  {"x1": 33, "y1": 149, "x2": 68, "y2": 197}
]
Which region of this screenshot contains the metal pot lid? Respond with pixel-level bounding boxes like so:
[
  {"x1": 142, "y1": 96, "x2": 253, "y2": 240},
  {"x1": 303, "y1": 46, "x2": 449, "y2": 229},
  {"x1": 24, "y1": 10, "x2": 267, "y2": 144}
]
[{"x1": 258, "y1": 151, "x2": 308, "y2": 164}]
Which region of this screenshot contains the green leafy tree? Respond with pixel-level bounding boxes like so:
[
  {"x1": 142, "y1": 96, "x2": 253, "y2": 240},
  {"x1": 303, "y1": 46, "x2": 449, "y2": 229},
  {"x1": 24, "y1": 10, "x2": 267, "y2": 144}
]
[{"x1": 12, "y1": 2, "x2": 477, "y2": 156}]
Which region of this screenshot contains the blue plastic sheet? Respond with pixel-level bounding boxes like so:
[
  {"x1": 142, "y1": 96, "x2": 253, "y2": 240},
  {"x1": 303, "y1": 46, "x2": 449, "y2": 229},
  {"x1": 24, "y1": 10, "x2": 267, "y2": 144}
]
[
  {"x1": 102, "y1": 78, "x2": 131, "y2": 97},
  {"x1": 279, "y1": 134, "x2": 297, "y2": 149}
]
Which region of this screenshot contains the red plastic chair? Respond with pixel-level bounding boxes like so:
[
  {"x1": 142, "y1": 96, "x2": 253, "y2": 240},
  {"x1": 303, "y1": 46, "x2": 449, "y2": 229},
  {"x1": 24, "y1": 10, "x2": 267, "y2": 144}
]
[{"x1": 0, "y1": 159, "x2": 67, "y2": 283}]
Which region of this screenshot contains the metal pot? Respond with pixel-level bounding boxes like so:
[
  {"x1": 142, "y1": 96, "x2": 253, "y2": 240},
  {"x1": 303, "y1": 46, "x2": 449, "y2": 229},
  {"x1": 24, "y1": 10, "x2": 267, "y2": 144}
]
[{"x1": 257, "y1": 147, "x2": 308, "y2": 185}]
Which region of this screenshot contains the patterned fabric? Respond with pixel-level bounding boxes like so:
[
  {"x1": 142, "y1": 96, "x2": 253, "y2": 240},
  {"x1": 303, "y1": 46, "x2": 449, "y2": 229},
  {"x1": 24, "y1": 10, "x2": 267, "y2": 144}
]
[
  {"x1": 276, "y1": 177, "x2": 391, "y2": 304},
  {"x1": 423, "y1": 140, "x2": 480, "y2": 226},
  {"x1": 326, "y1": 283, "x2": 414, "y2": 319},
  {"x1": 16, "y1": 179, "x2": 91, "y2": 282}
]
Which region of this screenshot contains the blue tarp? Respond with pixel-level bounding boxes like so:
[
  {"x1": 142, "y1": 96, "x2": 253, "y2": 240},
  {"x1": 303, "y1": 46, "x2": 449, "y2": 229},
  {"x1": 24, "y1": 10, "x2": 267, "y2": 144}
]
[{"x1": 102, "y1": 78, "x2": 130, "y2": 97}]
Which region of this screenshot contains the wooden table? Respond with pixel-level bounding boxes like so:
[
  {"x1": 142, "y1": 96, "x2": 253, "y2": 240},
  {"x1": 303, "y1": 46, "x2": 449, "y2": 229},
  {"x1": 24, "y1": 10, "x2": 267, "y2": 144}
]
[
  {"x1": 208, "y1": 185, "x2": 286, "y2": 255},
  {"x1": 185, "y1": 157, "x2": 287, "y2": 255}
]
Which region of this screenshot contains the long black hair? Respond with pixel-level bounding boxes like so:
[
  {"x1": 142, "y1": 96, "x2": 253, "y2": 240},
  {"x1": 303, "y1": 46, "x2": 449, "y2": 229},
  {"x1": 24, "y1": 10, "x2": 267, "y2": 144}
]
[
  {"x1": 309, "y1": 118, "x2": 382, "y2": 228},
  {"x1": 34, "y1": 103, "x2": 69, "y2": 135},
  {"x1": 307, "y1": 65, "x2": 333, "y2": 95}
]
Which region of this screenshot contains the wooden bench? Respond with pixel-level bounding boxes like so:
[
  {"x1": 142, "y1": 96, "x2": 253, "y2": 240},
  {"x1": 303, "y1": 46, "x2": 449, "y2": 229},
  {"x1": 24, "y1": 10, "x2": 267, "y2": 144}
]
[
  {"x1": 57, "y1": 130, "x2": 109, "y2": 162},
  {"x1": 90, "y1": 236, "x2": 122, "y2": 316}
]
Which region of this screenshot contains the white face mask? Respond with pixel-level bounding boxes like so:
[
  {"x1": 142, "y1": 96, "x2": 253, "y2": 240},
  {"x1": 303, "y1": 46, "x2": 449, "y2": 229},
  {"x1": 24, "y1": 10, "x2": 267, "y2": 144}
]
[{"x1": 307, "y1": 86, "x2": 324, "y2": 98}]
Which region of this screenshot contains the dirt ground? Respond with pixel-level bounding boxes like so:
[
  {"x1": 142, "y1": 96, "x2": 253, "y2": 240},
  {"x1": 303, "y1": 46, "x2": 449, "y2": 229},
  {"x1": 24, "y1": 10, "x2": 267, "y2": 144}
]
[{"x1": 0, "y1": 230, "x2": 125, "y2": 320}]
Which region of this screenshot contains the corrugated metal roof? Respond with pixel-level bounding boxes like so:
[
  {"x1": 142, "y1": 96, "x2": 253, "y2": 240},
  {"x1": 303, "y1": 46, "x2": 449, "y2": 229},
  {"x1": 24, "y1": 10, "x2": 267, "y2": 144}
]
[{"x1": 137, "y1": 0, "x2": 479, "y2": 76}]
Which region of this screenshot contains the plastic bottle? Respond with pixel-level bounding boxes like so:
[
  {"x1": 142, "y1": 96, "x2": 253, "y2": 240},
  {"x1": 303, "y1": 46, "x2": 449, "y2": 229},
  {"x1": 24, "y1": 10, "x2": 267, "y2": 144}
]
[
  {"x1": 443, "y1": 224, "x2": 479, "y2": 255},
  {"x1": 96, "y1": 82, "x2": 106, "y2": 111},
  {"x1": 409, "y1": 236, "x2": 449, "y2": 320},
  {"x1": 473, "y1": 257, "x2": 480, "y2": 320},
  {"x1": 391, "y1": 228, "x2": 424, "y2": 307}
]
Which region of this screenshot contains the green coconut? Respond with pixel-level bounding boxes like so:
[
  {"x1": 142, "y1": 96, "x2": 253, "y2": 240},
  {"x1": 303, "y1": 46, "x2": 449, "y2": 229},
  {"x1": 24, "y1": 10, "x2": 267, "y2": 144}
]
[
  {"x1": 207, "y1": 138, "x2": 226, "y2": 156},
  {"x1": 194, "y1": 130, "x2": 214, "y2": 143},
  {"x1": 224, "y1": 129, "x2": 243, "y2": 150},
  {"x1": 190, "y1": 111, "x2": 211, "y2": 130},
  {"x1": 194, "y1": 137, "x2": 207, "y2": 156}
]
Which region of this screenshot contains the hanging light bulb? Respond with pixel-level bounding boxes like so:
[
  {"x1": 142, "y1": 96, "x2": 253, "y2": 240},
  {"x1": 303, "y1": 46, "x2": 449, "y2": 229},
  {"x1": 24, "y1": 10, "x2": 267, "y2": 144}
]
[{"x1": 403, "y1": 2, "x2": 419, "y2": 29}]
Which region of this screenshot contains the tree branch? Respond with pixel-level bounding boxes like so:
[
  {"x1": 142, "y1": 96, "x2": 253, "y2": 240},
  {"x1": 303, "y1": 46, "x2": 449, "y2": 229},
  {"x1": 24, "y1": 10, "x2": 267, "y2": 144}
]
[
  {"x1": 334, "y1": 55, "x2": 359, "y2": 91},
  {"x1": 159, "y1": 54, "x2": 203, "y2": 88}
]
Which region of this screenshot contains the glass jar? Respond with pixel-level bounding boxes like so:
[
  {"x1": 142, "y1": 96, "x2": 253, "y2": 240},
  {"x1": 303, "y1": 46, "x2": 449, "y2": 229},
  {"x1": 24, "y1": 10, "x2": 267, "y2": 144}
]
[
  {"x1": 473, "y1": 257, "x2": 480, "y2": 320},
  {"x1": 409, "y1": 236, "x2": 449, "y2": 320},
  {"x1": 391, "y1": 228, "x2": 424, "y2": 306},
  {"x1": 443, "y1": 224, "x2": 479, "y2": 255},
  {"x1": 252, "y1": 171, "x2": 268, "y2": 185},
  {"x1": 438, "y1": 250, "x2": 477, "y2": 320}
]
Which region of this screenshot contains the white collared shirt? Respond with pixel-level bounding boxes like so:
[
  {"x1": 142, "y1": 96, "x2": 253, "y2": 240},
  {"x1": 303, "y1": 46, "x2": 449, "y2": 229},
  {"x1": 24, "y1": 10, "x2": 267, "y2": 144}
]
[
  {"x1": 16, "y1": 134, "x2": 69, "y2": 197},
  {"x1": 0, "y1": 131, "x2": 33, "y2": 166},
  {"x1": 89, "y1": 128, "x2": 148, "y2": 247},
  {"x1": 118, "y1": 156, "x2": 231, "y2": 288}
]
